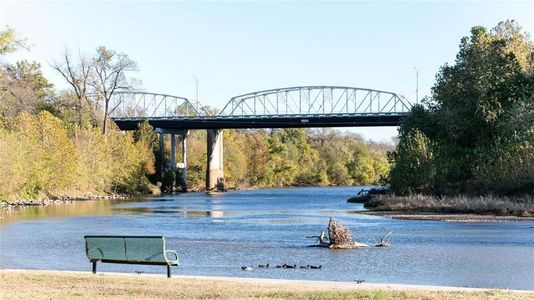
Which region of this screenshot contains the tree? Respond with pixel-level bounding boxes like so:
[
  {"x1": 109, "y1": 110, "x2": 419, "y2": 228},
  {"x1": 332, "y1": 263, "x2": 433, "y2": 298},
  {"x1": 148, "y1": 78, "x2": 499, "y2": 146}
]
[
  {"x1": 0, "y1": 60, "x2": 54, "y2": 122},
  {"x1": 389, "y1": 20, "x2": 534, "y2": 195},
  {"x1": 90, "y1": 46, "x2": 137, "y2": 134},
  {"x1": 9, "y1": 112, "x2": 78, "y2": 199},
  {"x1": 0, "y1": 26, "x2": 26, "y2": 55},
  {"x1": 51, "y1": 48, "x2": 94, "y2": 125},
  {"x1": 432, "y1": 22, "x2": 533, "y2": 147},
  {"x1": 224, "y1": 130, "x2": 248, "y2": 186},
  {"x1": 388, "y1": 130, "x2": 435, "y2": 195},
  {"x1": 492, "y1": 20, "x2": 534, "y2": 74},
  {"x1": 134, "y1": 120, "x2": 158, "y2": 151},
  {"x1": 244, "y1": 131, "x2": 270, "y2": 185}
]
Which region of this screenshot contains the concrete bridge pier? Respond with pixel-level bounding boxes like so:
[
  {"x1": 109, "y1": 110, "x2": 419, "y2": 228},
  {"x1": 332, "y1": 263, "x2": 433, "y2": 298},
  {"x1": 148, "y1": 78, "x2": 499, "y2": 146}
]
[
  {"x1": 157, "y1": 129, "x2": 189, "y2": 192},
  {"x1": 206, "y1": 129, "x2": 225, "y2": 191},
  {"x1": 176, "y1": 132, "x2": 188, "y2": 192}
]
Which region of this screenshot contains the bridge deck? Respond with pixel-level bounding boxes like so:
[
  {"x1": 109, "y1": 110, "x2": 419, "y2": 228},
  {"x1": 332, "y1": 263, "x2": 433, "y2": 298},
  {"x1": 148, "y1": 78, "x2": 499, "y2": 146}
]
[{"x1": 112, "y1": 114, "x2": 405, "y2": 130}]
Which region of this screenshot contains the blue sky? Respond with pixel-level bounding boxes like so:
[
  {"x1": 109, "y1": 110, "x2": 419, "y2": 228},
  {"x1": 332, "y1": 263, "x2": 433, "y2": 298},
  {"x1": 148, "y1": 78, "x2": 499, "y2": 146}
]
[{"x1": 1, "y1": 1, "x2": 533, "y2": 141}]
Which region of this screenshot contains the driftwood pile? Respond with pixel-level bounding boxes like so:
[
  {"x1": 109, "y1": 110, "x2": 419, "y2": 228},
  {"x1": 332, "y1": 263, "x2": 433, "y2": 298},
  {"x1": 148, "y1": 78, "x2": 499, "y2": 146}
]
[
  {"x1": 327, "y1": 217, "x2": 353, "y2": 245},
  {"x1": 308, "y1": 217, "x2": 369, "y2": 249}
]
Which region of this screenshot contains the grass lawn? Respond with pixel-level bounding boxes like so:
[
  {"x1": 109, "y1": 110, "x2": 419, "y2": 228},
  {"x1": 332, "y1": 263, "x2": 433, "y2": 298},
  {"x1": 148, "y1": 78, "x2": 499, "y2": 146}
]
[{"x1": 0, "y1": 270, "x2": 531, "y2": 299}]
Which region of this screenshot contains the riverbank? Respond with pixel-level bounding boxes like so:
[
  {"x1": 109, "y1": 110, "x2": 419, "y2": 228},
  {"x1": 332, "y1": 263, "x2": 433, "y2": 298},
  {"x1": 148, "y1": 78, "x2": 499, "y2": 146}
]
[
  {"x1": 358, "y1": 193, "x2": 534, "y2": 220},
  {"x1": 1, "y1": 269, "x2": 531, "y2": 299},
  {"x1": 357, "y1": 211, "x2": 534, "y2": 222},
  {"x1": 0, "y1": 194, "x2": 131, "y2": 212}
]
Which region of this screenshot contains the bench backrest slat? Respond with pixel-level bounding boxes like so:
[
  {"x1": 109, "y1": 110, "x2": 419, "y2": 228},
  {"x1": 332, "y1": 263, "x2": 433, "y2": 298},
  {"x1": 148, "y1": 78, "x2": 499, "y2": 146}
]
[
  {"x1": 84, "y1": 235, "x2": 168, "y2": 264},
  {"x1": 125, "y1": 237, "x2": 166, "y2": 262}
]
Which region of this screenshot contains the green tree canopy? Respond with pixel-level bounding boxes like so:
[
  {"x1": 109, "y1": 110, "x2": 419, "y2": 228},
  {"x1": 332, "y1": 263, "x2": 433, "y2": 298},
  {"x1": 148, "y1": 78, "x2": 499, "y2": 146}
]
[{"x1": 389, "y1": 20, "x2": 534, "y2": 195}]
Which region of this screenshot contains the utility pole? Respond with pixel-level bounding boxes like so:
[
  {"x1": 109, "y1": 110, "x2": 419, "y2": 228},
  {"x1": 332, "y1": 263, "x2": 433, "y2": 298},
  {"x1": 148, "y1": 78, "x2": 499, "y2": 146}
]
[
  {"x1": 193, "y1": 75, "x2": 199, "y2": 113},
  {"x1": 413, "y1": 66, "x2": 420, "y2": 104}
]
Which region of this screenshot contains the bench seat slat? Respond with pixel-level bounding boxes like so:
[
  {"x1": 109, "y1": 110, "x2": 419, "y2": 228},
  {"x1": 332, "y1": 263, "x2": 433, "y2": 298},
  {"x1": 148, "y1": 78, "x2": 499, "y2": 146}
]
[{"x1": 99, "y1": 259, "x2": 178, "y2": 266}]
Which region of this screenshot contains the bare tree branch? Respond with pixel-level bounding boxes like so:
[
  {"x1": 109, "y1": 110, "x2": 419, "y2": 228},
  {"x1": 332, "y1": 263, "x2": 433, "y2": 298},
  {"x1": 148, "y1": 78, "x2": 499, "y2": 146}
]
[{"x1": 89, "y1": 46, "x2": 137, "y2": 134}]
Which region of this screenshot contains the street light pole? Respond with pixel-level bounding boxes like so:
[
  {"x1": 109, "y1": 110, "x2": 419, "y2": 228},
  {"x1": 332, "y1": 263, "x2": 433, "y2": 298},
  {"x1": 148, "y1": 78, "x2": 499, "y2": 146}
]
[{"x1": 413, "y1": 66, "x2": 420, "y2": 104}]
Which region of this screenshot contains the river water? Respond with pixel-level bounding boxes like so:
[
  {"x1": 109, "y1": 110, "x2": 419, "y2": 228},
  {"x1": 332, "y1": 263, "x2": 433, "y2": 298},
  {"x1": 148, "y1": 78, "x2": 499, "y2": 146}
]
[{"x1": 1, "y1": 187, "x2": 533, "y2": 290}]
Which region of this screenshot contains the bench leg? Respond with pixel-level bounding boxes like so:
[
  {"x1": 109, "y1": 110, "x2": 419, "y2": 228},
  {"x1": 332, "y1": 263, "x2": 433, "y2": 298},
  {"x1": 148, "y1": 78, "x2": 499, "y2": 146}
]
[
  {"x1": 92, "y1": 261, "x2": 97, "y2": 274},
  {"x1": 167, "y1": 265, "x2": 171, "y2": 278}
]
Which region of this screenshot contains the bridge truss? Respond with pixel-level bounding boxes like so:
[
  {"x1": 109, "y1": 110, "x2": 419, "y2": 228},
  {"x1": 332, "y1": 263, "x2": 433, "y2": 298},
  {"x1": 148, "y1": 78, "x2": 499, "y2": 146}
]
[
  {"x1": 109, "y1": 86, "x2": 412, "y2": 130},
  {"x1": 219, "y1": 86, "x2": 411, "y2": 117},
  {"x1": 109, "y1": 91, "x2": 211, "y2": 118}
]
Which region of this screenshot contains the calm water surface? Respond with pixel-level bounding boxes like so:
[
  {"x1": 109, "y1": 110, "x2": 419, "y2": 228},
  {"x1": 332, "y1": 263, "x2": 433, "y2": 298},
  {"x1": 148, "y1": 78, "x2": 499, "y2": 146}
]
[{"x1": 1, "y1": 187, "x2": 533, "y2": 290}]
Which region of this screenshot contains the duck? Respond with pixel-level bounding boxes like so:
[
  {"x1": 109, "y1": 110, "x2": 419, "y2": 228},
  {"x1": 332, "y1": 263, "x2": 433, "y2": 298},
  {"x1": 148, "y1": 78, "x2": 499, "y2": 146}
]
[
  {"x1": 258, "y1": 264, "x2": 270, "y2": 268},
  {"x1": 285, "y1": 264, "x2": 297, "y2": 269},
  {"x1": 299, "y1": 265, "x2": 310, "y2": 269},
  {"x1": 276, "y1": 265, "x2": 283, "y2": 268},
  {"x1": 354, "y1": 279, "x2": 365, "y2": 284},
  {"x1": 241, "y1": 266, "x2": 253, "y2": 271},
  {"x1": 310, "y1": 265, "x2": 322, "y2": 269}
]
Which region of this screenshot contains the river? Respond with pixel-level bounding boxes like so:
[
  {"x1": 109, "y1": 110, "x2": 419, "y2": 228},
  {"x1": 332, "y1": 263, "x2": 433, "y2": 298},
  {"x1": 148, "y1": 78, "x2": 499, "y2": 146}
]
[{"x1": 1, "y1": 187, "x2": 533, "y2": 290}]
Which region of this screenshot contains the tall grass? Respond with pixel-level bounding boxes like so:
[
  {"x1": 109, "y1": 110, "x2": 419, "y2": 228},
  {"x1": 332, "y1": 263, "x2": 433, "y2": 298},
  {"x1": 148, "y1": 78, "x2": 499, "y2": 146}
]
[{"x1": 364, "y1": 194, "x2": 534, "y2": 217}]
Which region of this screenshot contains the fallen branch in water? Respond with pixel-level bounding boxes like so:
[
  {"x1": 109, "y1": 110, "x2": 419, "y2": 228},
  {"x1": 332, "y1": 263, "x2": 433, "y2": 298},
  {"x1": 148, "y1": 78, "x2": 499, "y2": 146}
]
[{"x1": 374, "y1": 231, "x2": 393, "y2": 247}]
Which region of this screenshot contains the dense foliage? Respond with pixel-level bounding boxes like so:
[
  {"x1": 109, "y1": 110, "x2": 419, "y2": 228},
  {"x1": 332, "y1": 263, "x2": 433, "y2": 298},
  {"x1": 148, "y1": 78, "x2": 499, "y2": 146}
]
[
  {"x1": 0, "y1": 112, "x2": 156, "y2": 200},
  {"x1": 388, "y1": 20, "x2": 534, "y2": 195},
  {"x1": 172, "y1": 128, "x2": 391, "y2": 190}
]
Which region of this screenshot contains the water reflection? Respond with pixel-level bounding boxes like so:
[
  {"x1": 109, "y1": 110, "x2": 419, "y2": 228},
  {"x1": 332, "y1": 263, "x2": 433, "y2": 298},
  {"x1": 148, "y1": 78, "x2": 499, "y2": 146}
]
[
  {"x1": 110, "y1": 197, "x2": 226, "y2": 218},
  {"x1": 0, "y1": 200, "x2": 114, "y2": 226}
]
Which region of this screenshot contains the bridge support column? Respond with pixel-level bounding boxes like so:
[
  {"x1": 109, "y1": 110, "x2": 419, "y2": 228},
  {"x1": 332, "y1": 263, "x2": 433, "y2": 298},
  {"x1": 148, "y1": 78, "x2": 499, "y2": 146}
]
[
  {"x1": 170, "y1": 133, "x2": 176, "y2": 170},
  {"x1": 178, "y1": 132, "x2": 188, "y2": 192},
  {"x1": 206, "y1": 129, "x2": 225, "y2": 191},
  {"x1": 156, "y1": 129, "x2": 188, "y2": 192},
  {"x1": 159, "y1": 131, "x2": 164, "y2": 178}
]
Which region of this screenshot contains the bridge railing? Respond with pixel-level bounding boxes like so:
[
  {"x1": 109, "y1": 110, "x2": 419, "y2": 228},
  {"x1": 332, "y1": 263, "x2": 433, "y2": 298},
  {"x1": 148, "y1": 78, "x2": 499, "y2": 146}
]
[
  {"x1": 109, "y1": 92, "x2": 211, "y2": 119},
  {"x1": 218, "y1": 86, "x2": 412, "y2": 117}
]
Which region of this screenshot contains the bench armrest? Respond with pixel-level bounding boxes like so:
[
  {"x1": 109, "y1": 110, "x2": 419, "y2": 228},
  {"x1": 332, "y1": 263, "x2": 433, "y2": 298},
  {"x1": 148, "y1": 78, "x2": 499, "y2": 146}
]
[
  {"x1": 164, "y1": 250, "x2": 179, "y2": 263},
  {"x1": 87, "y1": 248, "x2": 104, "y2": 261}
]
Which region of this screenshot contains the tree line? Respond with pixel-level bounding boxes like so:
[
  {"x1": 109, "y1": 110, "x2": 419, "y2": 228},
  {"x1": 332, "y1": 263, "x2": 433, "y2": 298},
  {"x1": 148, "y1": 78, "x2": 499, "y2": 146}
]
[
  {"x1": 168, "y1": 128, "x2": 390, "y2": 190},
  {"x1": 0, "y1": 26, "x2": 391, "y2": 201},
  {"x1": 388, "y1": 20, "x2": 534, "y2": 196}
]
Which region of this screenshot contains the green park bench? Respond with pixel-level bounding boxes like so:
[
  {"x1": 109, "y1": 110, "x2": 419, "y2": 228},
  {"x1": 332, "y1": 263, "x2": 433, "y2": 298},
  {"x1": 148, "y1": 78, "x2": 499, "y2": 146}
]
[{"x1": 84, "y1": 235, "x2": 179, "y2": 278}]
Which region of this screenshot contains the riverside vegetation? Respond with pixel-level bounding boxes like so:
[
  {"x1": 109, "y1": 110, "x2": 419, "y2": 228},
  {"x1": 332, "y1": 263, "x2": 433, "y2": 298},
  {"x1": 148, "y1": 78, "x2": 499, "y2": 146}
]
[
  {"x1": 0, "y1": 26, "x2": 390, "y2": 204},
  {"x1": 365, "y1": 194, "x2": 534, "y2": 217},
  {"x1": 374, "y1": 20, "x2": 534, "y2": 216}
]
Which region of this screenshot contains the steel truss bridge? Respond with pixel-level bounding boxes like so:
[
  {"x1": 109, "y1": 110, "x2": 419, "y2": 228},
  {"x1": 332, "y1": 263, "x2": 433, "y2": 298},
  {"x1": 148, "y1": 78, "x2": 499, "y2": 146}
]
[
  {"x1": 110, "y1": 86, "x2": 412, "y2": 130},
  {"x1": 109, "y1": 86, "x2": 412, "y2": 190}
]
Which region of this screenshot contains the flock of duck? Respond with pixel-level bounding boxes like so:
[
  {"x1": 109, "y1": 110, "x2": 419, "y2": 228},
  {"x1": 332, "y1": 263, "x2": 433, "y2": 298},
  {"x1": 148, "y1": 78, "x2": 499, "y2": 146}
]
[{"x1": 241, "y1": 264, "x2": 322, "y2": 271}]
